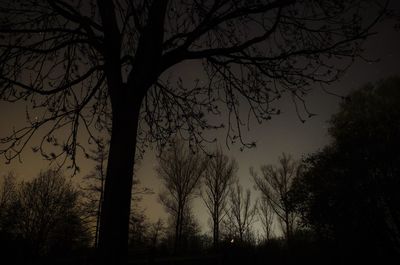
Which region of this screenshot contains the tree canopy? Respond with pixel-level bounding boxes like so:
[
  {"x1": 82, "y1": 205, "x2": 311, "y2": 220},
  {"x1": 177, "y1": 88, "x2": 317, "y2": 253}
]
[
  {"x1": 0, "y1": 0, "x2": 387, "y2": 163},
  {"x1": 291, "y1": 77, "x2": 400, "y2": 259}
]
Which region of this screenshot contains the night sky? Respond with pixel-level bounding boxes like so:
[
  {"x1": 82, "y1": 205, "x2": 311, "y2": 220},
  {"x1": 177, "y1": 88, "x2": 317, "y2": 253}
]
[{"x1": 1, "y1": 1, "x2": 400, "y2": 234}]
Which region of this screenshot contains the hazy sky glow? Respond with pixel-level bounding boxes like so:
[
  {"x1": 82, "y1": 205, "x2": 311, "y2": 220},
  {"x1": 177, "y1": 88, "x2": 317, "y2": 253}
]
[{"x1": 1, "y1": 2, "x2": 400, "y2": 236}]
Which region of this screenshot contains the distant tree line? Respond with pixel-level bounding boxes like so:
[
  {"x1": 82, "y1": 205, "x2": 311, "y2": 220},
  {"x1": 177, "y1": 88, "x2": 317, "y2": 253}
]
[{"x1": 1, "y1": 77, "x2": 400, "y2": 264}]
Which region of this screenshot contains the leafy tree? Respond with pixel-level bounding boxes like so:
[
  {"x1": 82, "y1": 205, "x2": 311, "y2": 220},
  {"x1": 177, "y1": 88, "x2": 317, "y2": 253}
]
[
  {"x1": 202, "y1": 148, "x2": 237, "y2": 248},
  {"x1": 251, "y1": 153, "x2": 301, "y2": 243},
  {"x1": 156, "y1": 139, "x2": 206, "y2": 252},
  {"x1": 291, "y1": 77, "x2": 400, "y2": 258},
  {"x1": 0, "y1": 1, "x2": 387, "y2": 262}
]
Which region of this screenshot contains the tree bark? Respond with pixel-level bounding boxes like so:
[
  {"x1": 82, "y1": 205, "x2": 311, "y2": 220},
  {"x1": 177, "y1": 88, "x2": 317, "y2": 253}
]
[
  {"x1": 97, "y1": 92, "x2": 142, "y2": 265},
  {"x1": 96, "y1": 1, "x2": 169, "y2": 263},
  {"x1": 96, "y1": 1, "x2": 139, "y2": 263}
]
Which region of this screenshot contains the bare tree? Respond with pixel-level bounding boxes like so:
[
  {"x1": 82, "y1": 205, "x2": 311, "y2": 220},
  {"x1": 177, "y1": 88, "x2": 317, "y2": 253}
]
[
  {"x1": 251, "y1": 153, "x2": 301, "y2": 244},
  {"x1": 223, "y1": 182, "x2": 257, "y2": 243},
  {"x1": 11, "y1": 169, "x2": 89, "y2": 256},
  {"x1": 82, "y1": 142, "x2": 152, "y2": 248},
  {"x1": 81, "y1": 142, "x2": 108, "y2": 248},
  {"x1": 202, "y1": 148, "x2": 237, "y2": 248},
  {"x1": 0, "y1": 1, "x2": 388, "y2": 262},
  {"x1": 257, "y1": 197, "x2": 275, "y2": 242},
  {"x1": 129, "y1": 173, "x2": 153, "y2": 249},
  {"x1": 128, "y1": 206, "x2": 148, "y2": 248},
  {"x1": 83, "y1": 152, "x2": 152, "y2": 250},
  {"x1": 0, "y1": 172, "x2": 16, "y2": 213},
  {"x1": 157, "y1": 139, "x2": 206, "y2": 252},
  {"x1": 148, "y1": 218, "x2": 165, "y2": 249},
  {"x1": 0, "y1": 172, "x2": 17, "y2": 233}
]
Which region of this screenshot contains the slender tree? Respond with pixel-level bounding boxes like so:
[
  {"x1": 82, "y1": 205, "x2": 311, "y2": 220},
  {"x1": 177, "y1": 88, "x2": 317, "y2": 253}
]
[
  {"x1": 257, "y1": 197, "x2": 275, "y2": 242},
  {"x1": 0, "y1": 1, "x2": 388, "y2": 263},
  {"x1": 156, "y1": 139, "x2": 206, "y2": 252},
  {"x1": 202, "y1": 148, "x2": 237, "y2": 248},
  {"x1": 148, "y1": 218, "x2": 165, "y2": 249},
  {"x1": 251, "y1": 153, "x2": 301, "y2": 244},
  {"x1": 81, "y1": 142, "x2": 108, "y2": 248},
  {"x1": 128, "y1": 169, "x2": 153, "y2": 249},
  {"x1": 224, "y1": 182, "x2": 257, "y2": 243}
]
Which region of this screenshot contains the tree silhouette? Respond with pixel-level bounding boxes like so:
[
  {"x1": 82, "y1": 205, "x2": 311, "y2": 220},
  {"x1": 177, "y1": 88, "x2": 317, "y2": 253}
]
[
  {"x1": 202, "y1": 148, "x2": 237, "y2": 248},
  {"x1": 81, "y1": 142, "x2": 108, "y2": 248},
  {"x1": 257, "y1": 197, "x2": 275, "y2": 242},
  {"x1": 291, "y1": 77, "x2": 400, "y2": 259},
  {"x1": 0, "y1": 1, "x2": 388, "y2": 263},
  {"x1": 223, "y1": 181, "x2": 257, "y2": 243},
  {"x1": 156, "y1": 139, "x2": 206, "y2": 252},
  {"x1": 148, "y1": 218, "x2": 165, "y2": 249},
  {"x1": 0, "y1": 171, "x2": 17, "y2": 241},
  {"x1": 1, "y1": 169, "x2": 89, "y2": 259},
  {"x1": 251, "y1": 153, "x2": 301, "y2": 244},
  {"x1": 82, "y1": 142, "x2": 152, "y2": 248},
  {"x1": 0, "y1": 172, "x2": 16, "y2": 217},
  {"x1": 128, "y1": 171, "x2": 153, "y2": 249},
  {"x1": 128, "y1": 206, "x2": 148, "y2": 248}
]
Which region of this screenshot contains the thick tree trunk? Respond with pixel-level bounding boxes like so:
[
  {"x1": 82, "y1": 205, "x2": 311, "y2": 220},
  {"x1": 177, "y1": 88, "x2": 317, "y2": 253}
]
[
  {"x1": 96, "y1": 1, "x2": 169, "y2": 263},
  {"x1": 98, "y1": 94, "x2": 141, "y2": 265}
]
